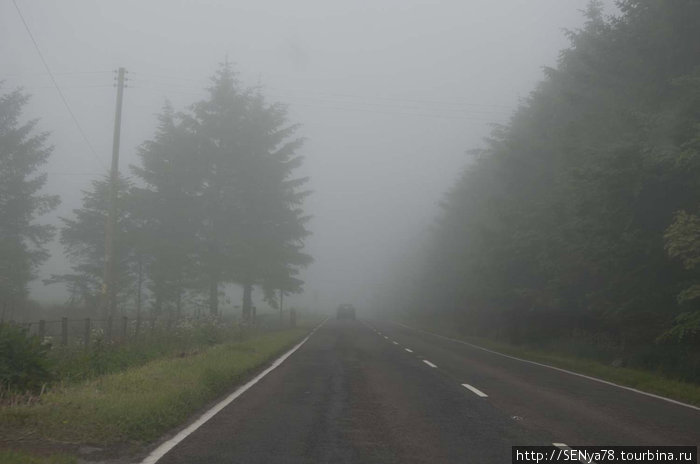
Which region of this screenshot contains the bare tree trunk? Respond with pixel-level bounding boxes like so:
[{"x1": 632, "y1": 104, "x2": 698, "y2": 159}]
[
  {"x1": 176, "y1": 290, "x2": 182, "y2": 319},
  {"x1": 209, "y1": 276, "x2": 219, "y2": 316},
  {"x1": 136, "y1": 255, "x2": 143, "y2": 321},
  {"x1": 242, "y1": 283, "x2": 252, "y2": 322},
  {"x1": 279, "y1": 289, "x2": 284, "y2": 321},
  {"x1": 154, "y1": 290, "x2": 162, "y2": 317}
]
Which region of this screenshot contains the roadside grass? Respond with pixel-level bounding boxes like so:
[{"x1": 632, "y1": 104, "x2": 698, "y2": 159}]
[
  {"x1": 460, "y1": 336, "x2": 700, "y2": 407},
  {"x1": 396, "y1": 318, "x2": 700, "y2": 407},
  {"x1": 49, "y1": 322, "x2": 245, "y2": 385},
  {"x1": 0, "y1": 451, "x2": 76, "y2": 464},
  {"x1": 0, "y1": 327, "x2": 310, "y2": 447}
]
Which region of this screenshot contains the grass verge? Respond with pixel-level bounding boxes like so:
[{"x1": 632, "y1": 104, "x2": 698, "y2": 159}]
[
  {"x1": 397, "y1": 319, "x2": 700, "y2": 407},
  {"x1": 50, "y1": 322, "x2": 244, "y2": 384},
  {"x1": 0, "y1": 326, "x2": 311, "y2": 455},
  {"x1": 0, "y1": 451, "x2": 76, "y2": 464}
]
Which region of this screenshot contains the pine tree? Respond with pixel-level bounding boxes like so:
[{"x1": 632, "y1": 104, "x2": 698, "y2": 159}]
[
  {"x1": 130, "y1": 103, "x2": 204, "y2": 317},
  {"x1": 186, "y1": 63, "x2": 311, "y2": 318},
  {"x1": 0, "y1": 87, "x2": 59, "y2": 319},
  {"x1": 56, "y1": 176, "x2": 136, "y2": 314}
]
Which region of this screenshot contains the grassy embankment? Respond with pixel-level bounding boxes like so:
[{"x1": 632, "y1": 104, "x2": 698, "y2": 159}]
[
  {"x1": 0, "y1": 451, "x2": 76, "y2": 464},
  {"x1": 1, "y1": 323, "x2": 315, "y2": 461},
  {"x1": 396, "y1": 316, "x2": 700, "y2": 407}
]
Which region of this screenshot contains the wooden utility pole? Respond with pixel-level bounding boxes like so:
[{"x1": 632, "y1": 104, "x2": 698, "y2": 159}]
[{"x1": 102, "y1": 67, "x2": 126, "y2": 317}]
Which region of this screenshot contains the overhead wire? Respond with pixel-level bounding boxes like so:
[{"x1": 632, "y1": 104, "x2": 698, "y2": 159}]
[
  {"x1": 0, "y1": 70, "x2": 113, "y2": 78},
  {"x1": 127, "y1": 72, "x2": 512, "y2": 110},
  {"x1": 19, "y1": 84, "x2": 114, "y2": 90},
  {"x1": 11, "y1": 0, "x2": 108, "y2": 170},
  {"x1": 127, "y1": 76, "x2": 511, "y2": 122}
]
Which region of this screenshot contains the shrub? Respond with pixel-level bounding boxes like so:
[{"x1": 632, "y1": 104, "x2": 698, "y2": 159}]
[{"x1": 0, "y1": 323, "x2": 53, "y2": 392}]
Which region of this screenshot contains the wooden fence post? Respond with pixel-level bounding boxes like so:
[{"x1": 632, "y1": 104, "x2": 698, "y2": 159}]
[
  {"x1": 135, "y1": 314, "x2": 141, "y2": 338},
  {"x1": 84, "y1": 318, "x2": 91, "y2": 349},
  {"x1": 61, "y1": 317, "x2": 68, "y2": 346},
  {"x1": 121, "y1": 316, "x2": 128, "y2": 342},
  {"x1": 38, "y1": 319, "x2": 46, "y2": 341},
  {"x1": 106, "y1": 316, "x2": 113, "y2": 343}
]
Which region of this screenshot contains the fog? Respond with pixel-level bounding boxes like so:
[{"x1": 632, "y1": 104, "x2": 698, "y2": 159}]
[{"x1": 1, "y1": 0, "x2": 615, "y2": 314}]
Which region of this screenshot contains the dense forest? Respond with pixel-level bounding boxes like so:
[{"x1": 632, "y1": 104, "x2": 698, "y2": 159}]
[
  {"x1": 0, "y1": 63, "x2": 311, "y2": 322},
  {"x1": 386, "y1": 1, "x2": 700, "y2": 380}
]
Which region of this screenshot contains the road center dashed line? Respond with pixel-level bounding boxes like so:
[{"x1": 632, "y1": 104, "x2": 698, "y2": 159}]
[
  {"x1": 392, "y1": 341, "x2": 399, "y2": 345},
  {"x1": 392, "y1": 321, "x2": 700, "y2": 412},
  {"x1": 461, "y1": 383, "x2": 488, "y2": 397},
  {"x1": 552, "y1": 443, "x2": 596, "y2": 464},
  {"x1": 404, "y1": 348, "x2": 413, "y2": 353},
  {"x1": 423, "y1": 360, "x2": 438, "y2": 368}
]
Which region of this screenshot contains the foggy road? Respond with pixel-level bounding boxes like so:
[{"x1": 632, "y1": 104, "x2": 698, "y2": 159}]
[{"x1": 149, "y1": 319, "x2": 700, "y2": 464}]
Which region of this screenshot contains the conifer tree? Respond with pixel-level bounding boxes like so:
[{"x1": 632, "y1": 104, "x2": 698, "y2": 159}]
[{"x1": 0, "y1": 88, "x2": 59, "y2": 318}]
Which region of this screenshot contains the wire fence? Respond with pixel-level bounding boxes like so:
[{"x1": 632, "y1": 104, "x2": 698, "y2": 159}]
[
  {"x1": 6, "y1": 309, "x2": 298, "y2": 350},
  {"x1": 10, "y1": 316, "x2": 182, "y2": 348}
]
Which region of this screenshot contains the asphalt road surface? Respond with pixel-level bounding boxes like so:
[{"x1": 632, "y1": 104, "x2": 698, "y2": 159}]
[{"x1": 152, "y1": 318, "x2": 700, "y2": 464}]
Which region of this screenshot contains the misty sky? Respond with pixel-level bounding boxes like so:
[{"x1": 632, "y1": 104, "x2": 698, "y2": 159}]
[{"x1": 1, "y1": 0, "x2": 615, "y2": 313}]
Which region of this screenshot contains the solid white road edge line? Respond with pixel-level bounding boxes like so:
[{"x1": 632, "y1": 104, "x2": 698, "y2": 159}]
[
  {"x1": 461, "y1": 383, "x2": 488, "y2": 397},
  {"x1": 405, "y1": 348, "x2": 413, "y2": 353},
  {"x1": 423, "y1": 359, "x2": 438, "y2": 368},
  {"x1": 393, "y1": 321, "x2": 700, "y2": 411},
  {"x1": 140, "y1": 318, "x2": 328, "y2": 464}
]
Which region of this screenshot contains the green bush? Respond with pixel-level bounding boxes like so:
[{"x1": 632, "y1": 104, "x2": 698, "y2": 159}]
[{"x1": 0, "y1": 323, "x2": 53, "y2": 392}]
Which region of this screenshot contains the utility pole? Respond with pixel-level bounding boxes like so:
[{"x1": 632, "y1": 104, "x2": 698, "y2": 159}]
[{"x1": 102, "y1": 67, "x2": 126, "y2": 317}]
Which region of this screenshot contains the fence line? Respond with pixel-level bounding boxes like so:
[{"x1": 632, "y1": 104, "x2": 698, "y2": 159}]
[
  {"x1": 7, "y1": 315, "x2": 219, "y2": 349},
  {"x1": 5, "y1": 310, "x2": 294, "y2": 350}
]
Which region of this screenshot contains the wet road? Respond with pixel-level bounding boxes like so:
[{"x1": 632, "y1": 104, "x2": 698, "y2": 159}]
[{"x1": 151, "y1": 318, "x2": 700, "y2": 463}]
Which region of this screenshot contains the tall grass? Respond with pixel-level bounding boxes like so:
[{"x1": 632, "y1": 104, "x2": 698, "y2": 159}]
[
  {"x1": 0, "y1": 451, "x2": 75, "y2": 464},
  {"x1": 50, "y1": 320, "x2": 246, "y2": 384},
  {"x1": 0, "y1": 328, "x2": 308, "y2": 445}
]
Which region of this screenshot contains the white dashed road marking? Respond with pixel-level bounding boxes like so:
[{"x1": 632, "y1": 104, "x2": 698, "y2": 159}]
[
  {"x1": 552, "y1": 444, "x2": 595, "y2": 464},
  {"x1": 461, "y1": 383, "x2": 488, "y2": 397},
  {"x1": 404, "y1": 348, "x2": 413, "y2": 353},
  {"x1": 423, "y1": 360, "x2": 438, "y2": 368},
  {"x1": 393, "y1": 321, "x2": 700, "y2": 412}
]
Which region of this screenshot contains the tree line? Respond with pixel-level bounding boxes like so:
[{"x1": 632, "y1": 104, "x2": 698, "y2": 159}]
[
  {"x1": 385, "y1": 1, "x2": 700, "y2": 378},
  {"x1": 0, "y1": 63, "x2": 311, "y2": 321}
]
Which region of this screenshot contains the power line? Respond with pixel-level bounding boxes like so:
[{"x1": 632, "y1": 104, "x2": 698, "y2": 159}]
[
  {"x1": 19, "y1": 84, "x2": 114, "y2": 90},
  {"x1": 11, "y1": 0, "x2": 107, "y2": 170},
  {"x1": 128, "y1": 73, "x2": 513, "y2": 111},
  {"x1": 126, "y1": 84, "x2": 502, "y2": 122},
  {"x1": 127, "y1": 81, "x2": 510, "y2": 120},
  {"x1": 47, "y1": 171, "x2": 104, "y2": 176},
  {"x1": 0, "y1": 70, "x2": 112, "y2": 78}
]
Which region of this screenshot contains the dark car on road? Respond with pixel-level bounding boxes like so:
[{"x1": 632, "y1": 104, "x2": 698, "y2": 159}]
[{"x1": 336, "y1": 304, "x2": 356, "y2": 320}]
